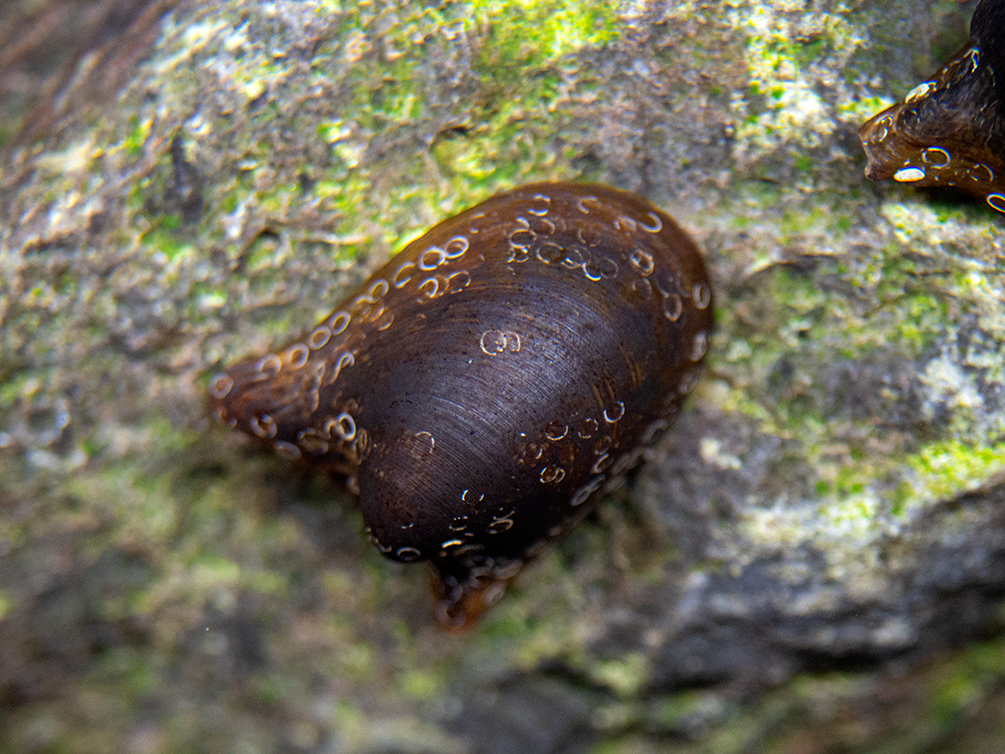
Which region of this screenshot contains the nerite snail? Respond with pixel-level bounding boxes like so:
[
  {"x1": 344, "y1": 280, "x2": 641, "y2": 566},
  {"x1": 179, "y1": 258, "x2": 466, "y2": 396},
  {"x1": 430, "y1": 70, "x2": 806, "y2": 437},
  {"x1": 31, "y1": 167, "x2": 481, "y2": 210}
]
[
  {"x1": 859, "y1": 0, "x2": 1005, "y2": 212},
  {"x1": 209, "y1": 181, "x2": 714, "y2": 630}
]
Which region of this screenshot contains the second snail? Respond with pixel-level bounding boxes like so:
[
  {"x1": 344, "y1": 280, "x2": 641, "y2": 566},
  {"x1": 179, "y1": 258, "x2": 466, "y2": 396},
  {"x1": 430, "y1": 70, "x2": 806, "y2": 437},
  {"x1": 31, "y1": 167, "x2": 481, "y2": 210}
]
[
  {"x1": 859, "y1": 0, "x2": 1005, "y2": 211},
  {"x1": 210, "y1": 181, "x2": 714, "y2": 630}
]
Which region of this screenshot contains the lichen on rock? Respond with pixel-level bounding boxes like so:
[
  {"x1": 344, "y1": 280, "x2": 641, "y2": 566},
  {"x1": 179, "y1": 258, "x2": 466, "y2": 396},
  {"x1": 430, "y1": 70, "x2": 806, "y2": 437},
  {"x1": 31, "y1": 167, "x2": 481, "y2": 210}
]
[{"x1": 1, "y1": 0, "x2": 1004, "y2": 752}]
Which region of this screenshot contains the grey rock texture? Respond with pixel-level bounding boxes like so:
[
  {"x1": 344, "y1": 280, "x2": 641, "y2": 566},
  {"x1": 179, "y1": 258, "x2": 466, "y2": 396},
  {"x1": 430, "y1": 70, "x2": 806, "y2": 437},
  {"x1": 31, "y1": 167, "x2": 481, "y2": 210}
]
[{"x1": 1, "y1": 0, "x2": 1004, "y2": 752}]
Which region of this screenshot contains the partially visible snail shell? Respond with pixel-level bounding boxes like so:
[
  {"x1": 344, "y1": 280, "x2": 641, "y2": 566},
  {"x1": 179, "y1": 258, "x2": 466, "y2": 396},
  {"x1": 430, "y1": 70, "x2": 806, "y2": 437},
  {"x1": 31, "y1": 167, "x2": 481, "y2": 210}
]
[
  {"x1": 209, "y1": 181, "x2": 714, "y2": 630},
  {"x1": 859, "y1": 0, "x2": 1005, "y2": 212}
]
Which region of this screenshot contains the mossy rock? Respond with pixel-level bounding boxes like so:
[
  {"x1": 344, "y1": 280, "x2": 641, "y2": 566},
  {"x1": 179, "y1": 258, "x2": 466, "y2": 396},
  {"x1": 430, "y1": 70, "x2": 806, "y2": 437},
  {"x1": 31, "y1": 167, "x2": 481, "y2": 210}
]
[{"x1": 1, "y1": 1, "x2": 1003, "y2": 752}]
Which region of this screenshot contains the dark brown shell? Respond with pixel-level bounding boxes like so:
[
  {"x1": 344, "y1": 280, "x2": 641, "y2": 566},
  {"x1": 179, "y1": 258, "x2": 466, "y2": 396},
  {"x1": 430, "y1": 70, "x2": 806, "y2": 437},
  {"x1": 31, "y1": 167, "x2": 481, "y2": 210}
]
[
  {"x1": 858, "y1": 0, "x2": 1005, "y2": 212},
  {"x1": 209, "y1": 181, "x2": 714, "y2": 630}
]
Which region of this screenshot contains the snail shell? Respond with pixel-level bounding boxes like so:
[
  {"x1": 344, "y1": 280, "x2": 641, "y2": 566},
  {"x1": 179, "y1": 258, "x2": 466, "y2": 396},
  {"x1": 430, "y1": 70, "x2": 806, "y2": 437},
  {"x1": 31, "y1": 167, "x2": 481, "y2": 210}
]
[
  {"x1": 209, "y1": 181, "x2": 714, "y2": 630},
  {"x1": 859, "y1": 0, "x2": 1005, "y2": 212}
]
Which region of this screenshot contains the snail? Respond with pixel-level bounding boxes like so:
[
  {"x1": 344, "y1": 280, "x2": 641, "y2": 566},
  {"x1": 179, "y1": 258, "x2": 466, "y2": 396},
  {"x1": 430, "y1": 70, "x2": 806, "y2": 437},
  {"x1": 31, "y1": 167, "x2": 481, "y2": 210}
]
[
  {"x1": 209, "y1": 181, "x2": 714, "y2": 630},
  {"x1": 859, "y1": 0, "x2": 1005, "y2": 212}
]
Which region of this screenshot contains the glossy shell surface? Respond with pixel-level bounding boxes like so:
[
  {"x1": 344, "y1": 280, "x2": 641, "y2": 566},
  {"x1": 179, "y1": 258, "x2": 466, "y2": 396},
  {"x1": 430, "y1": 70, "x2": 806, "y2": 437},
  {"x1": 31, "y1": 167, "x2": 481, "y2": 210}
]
[
  {"x1": 210, "y1": 181, "x2": 714, "y2": 629},
  {"x1": 859, "y1": 0, "x2": 1005, "y2": 211}
]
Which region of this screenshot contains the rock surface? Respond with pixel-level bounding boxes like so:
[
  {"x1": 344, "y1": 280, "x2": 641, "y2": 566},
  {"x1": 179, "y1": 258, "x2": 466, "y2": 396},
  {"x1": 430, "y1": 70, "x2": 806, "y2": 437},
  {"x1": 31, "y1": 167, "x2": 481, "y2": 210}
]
[{"x1": 1, "y1": 0, "x2": 1004, "y2": 752}]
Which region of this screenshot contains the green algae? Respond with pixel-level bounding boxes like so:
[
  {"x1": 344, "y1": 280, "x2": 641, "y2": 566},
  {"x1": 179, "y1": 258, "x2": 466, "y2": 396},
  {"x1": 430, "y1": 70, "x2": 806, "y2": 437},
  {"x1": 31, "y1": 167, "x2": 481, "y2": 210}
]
[{"x1": 2, "y1": 0, "x2": 1005, "y2": 752}]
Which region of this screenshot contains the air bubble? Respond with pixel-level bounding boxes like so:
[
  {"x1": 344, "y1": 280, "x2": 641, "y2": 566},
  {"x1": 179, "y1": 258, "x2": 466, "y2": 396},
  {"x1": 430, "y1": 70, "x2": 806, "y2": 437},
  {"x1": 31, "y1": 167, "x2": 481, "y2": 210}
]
[
  {"x1": 987, "y1": 193, "x2": 1005, "y2": 213},
  {"x1": 529, "y1": 217, "x2": 555, "y2": 236},
  {"x1": 576, "y1": 226, "x2": 602, "y2": 247},
  {"x1": 297, "y1": 428, "x2": 330, "y2": 455},
  {"x1": 614, "y1": 214, "x2": 637, "y2": 233},
  {"x1": 871, "y1": 118, "x2": 890, "y2": 143},
  {"x1": 591, "y1": 453, "x2": 612, "y2": 474},
  {"x1": 287, "y1": 344, "x2": 309, "y2": 369},
  {"x1": 393, "y1": 262, "x2": 415, "y2": 288},
  {"x1": 536, "y1": 243, "x2": 564, "y2": 264},
  {"x1": 447, "y1": 271, "x2": 471, "y2": 292},
  {"x1": 597, "y1": 257, "x2": 618, "y2": 278},
  {"x1": 330, "y1": 311, "x2": 351, "y2": 334},
  {"x1": 366, "y1": 303, "x2": 387, "y2": 324},
  {"x1": 641, "y1": 418, "x2": 667, "y2": 445},
  {"x1": 354, "y1": 428, "x2": 370, "y2": 460},
  {"x1": 480, "y1": 330, "x2": 521, "y2": 355},
  {"x1": 544, "y1": 421, "x2": 569, "y2": 441},
  {"x1": 654, "y1": 271, "x2": 677, "y2": 298},
  {"x1": 413, "y1": 431, "x2": 435, "y2": 453},
  {"x1": 663, "y1": 294, "x2": 683, "y2": 321},
  {"x1": 603, "y1": 401, "x2": 625, "y2": 423},
  {"x1": 508, "y1": 229, "x2": 534, "y2": 248},
  {"x1": 560, "y1": 247, "x2": 584, "y2": 269},
  {"x1": 214, "y1": 408, "x2": 233, "y2": 427},
  {"x1": 578, "y1": 417, "x2": 598, "y2": 439},
  {"x1": 250, "y1": 414, "x2": 277, "y2": 439},
  {"x1": 639, "y1": 212, "x2": 663, "y2": 233},
  {"x1": 309, "y1": 325, "x2": 332, "y2": 349},
  {"x1": 894, "y1": 166, "x2": 926, "y2": 182},
  {"x1": 632, "y1": 278, "x2": 652, "y2": 300},
  {"x1": 395, "y1": 547, "x2": 422, "y2": 562},
  {"x1": 420, "y1": 246, "x2": 447, "y2": 270},
  {"x1": 570, "y1": 475, "x2": 605, "y2": 507},
  {"x1": 969, "y1": 163, "x2": 994, "y2": 183},
  {"x1": 445, "y1": 235, "x2": 469, "y2": 258},
  {"x1": 693, "y1": 282, "x2": 711, "y2": 310},
  {"x1": 921, "y1": 147, "x2": 951, "y2": 167},
  {"x1": 507, "y1": 243, "x2": 530, "y2": 264},
  {"x1": 255, "y1": 354, "x2": 282, "y2": 377},
  {"x1": 630, "y1": 248, "x2": 654, "y2": 275},
  {"x1": 327, "y1": 351, "x2": 354, "y2": 384},
  {"x1": 528, "y1": 194, "x2": 551, "y2": 216},
  {"x1": 519, "y1": 441, "x2": 544, "y2": 462},
  {"x1": 351, "y1": 297, "x2": 374, "y2": 320},
  {"x1": 678, "y1": 368, "x2": 702, "y2": 394},
  {"x1": 904, "y1": 80, "x2": 934, "y2": 103},
  {"x1": 583, "y1": 256, "x2": 617, "y2": 280},
  {"x1": 610, "y1": 448, "x2": 645, "y2": 476},
  {"x1": 417, "y1": 277, "x2": 440, "y2": 299},
  {"x1": 208, "y1": 373, "x2": 234, "y2": 399},
  {"x1": 274, "y1": 440, "x2": 302, "y2": 460},
  {"x1": 963, "y1": 47, "x2": 979, "y2": 73},
  {"x1": 488, "y1": 510, "x2": 515, "y2": 534},
  {"x1": 539, "y1": 465, "x2": 566, "y2": 484},
  {"x1": 691, "y1": 331, "x2": 709, "y2": 361},
  {"x1": 329, "y1": 412, "x2": 356, "y2": 441}
]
